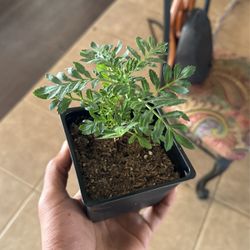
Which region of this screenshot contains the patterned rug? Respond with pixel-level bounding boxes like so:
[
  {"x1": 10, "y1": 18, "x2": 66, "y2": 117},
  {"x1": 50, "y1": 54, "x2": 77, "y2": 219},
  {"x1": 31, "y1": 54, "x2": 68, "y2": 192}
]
[{"x1": 171, "y1": 56, "x2": 250, "y2": 160}]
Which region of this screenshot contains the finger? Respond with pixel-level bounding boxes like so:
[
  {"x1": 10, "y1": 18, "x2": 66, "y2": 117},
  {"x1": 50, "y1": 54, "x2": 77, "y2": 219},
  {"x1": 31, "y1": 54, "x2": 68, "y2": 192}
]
[
  {"x1": 42, "y1": 141, "x2": 72, "y2": 198},
  {"x1": 141, "y1": 188, "x2": 176, "y2": 231}
]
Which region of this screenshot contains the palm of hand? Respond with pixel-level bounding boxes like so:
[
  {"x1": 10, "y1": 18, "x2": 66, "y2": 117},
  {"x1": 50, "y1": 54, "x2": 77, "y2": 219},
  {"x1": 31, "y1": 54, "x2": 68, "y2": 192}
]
[{"x1": 42, "y1": 195, "x2": 151, "y2": 250}]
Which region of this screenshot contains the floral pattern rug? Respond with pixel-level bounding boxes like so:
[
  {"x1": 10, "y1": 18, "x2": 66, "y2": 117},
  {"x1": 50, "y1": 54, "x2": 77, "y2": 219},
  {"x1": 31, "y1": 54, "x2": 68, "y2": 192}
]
[{"x1": 168, "y1": 56, "x2": 250, "y2": 160}]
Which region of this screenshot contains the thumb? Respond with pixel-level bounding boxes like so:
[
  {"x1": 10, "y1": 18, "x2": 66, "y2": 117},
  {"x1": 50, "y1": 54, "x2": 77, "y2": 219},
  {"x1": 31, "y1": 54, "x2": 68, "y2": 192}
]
[{"x1": 41, "y1": 141, "x2": 72, "y2": 200}]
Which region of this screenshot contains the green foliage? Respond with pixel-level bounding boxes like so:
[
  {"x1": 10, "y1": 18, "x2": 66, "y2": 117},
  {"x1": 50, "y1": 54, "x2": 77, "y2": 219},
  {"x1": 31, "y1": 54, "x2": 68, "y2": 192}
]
[{"x1": 33, "y1": 37, "x2": 195, "y2": 150}]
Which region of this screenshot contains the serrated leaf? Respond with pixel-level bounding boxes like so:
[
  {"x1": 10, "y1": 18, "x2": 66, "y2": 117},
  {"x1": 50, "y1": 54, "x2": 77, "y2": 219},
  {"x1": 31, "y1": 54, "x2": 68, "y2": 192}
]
[
  {"x1": 79, "y1": 120, "x2": 95, "y2": 135},
  {"x1": 67, "y1": 67, "x2": 82, "y2": 79},
  {"x1": 127, "y1": 46, "x2": 141, "y2": 60},
  {"x1": 49, "y1": 99, "x2": 59, "y2": 110},
  {"x1": 136, "y1": 37, "x2": 146, "y2": 55},
  {"x1": 73, "y1": 62, "x2": 91, "y2": 78},
  {"x1": 137, "y1": 136, "x2": 152, "y2": 149},
  {"x1": 164, "y1": 111, "x2": 190, "y2": 121},
  {"x1": 174, "y1": 133, "x2": 194, "y2": 149},
  {"x1": 148, "y1": 36, "x2": 156, "y2": 47},
  {"x1": 56, "y1": 72, "x2": 71, "y2": 81},
  {"x1": 90, "y1": 41, "x2": 98, "y2": 49},
  {"x1": 147, "y1": 57, "x2": 164, "y2": 64},
  {"x1": 151, "y1": 119, "x2": 165, "y2": 143},
  {"x1": 33, "y1": 86, "x2": 58, "y2": 99},
  {"x1": 141, "y1": 78, "x2": 150, "y2": 92},
  {"x1": 149, "y1": 97, "x2": 186, "y2": 108},
  {"x1": 164, "y1": 129, "x2": 174, "y2": 151},
  {"x1": 86, "y1": 89, "x2": 93, "y2": 100},
  {"x1": 128, "y1": 134, "x2": 136, "y2": 144},
  {"x1": 163, "y1": 64, "x2": 172, "y2": 83},
  {"x1": 57, "y1": 98, "x2": 71, "y2": 113},
  {"x1": 45, "y1": 73, "x2": 62, "y2": 85},
  {"x1": 173, "y1": 64, "x2": 181, "y2": 79},
  {"x1": 169, "y1": 85, "x2": 189, "y2": 94},
  {"x1": 149, "y1": 69, "x2": 160, "y2": 90},
  {"x1": 171, "y1": 123, "x2": 189, "y2": 132},
  {"x1": 114, "y1": 40, "x2": 123, "y2": 55},
  {"x1": 181, "y1": 65, "x2": 196, "y2": 78}
]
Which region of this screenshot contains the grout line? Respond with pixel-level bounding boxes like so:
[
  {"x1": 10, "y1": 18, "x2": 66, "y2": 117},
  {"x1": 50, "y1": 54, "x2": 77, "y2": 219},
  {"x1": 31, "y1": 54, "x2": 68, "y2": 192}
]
[
  {"x1": 192, "y1": 175, "x2": 222, "y2": 250},
  {"x1": 0, "y1": 167, "x2": 34, "y2": 189},
  {"x1": 214, "y1": 197, "x2": 250, "y2": 219},
  {"x1": 213, "y1": 0, "x2": 240, "y2": 40},
  {"x1": 0, "y1": 174, "x2": 43, "y2": 238},
  {"x1": 0, "y1": 190, "x2": 35, "y2": 239}
]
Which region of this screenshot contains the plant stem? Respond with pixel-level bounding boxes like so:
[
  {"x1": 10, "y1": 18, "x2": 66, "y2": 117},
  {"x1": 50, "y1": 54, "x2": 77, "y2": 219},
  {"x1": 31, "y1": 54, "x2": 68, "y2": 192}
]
[{"x1": 144, "y1": 103, "x2": 170, "y2": 130}]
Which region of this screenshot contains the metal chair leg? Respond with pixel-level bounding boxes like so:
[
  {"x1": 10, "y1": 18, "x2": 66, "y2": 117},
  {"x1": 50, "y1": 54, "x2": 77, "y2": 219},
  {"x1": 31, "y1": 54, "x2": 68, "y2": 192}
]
[{"x1": 196, "y1": 158, "x2": 232, "y2": 199}]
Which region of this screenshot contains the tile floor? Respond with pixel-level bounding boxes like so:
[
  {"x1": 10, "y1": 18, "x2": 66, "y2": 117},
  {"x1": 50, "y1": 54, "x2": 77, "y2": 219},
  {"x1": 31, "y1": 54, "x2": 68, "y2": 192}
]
[{"x1": 0, "y1": 0, "x2": 249, "y2": 249}]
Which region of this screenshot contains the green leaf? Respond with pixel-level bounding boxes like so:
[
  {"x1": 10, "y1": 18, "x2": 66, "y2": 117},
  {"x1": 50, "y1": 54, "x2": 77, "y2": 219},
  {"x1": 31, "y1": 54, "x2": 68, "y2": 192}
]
[
  {"x1": 149, "y1": 97, "x2": 186, "y2": 108},
  {"x1": 147, "y1": 57, "x2": 164, "y2": 64},
  {"x1": 148, "y1": 36, "x2": 156, "y2": 47},
  {"x1": 114, "y1": 40, "x2": 123, "y2": 55},
  {"x1": 79, "y1": 120, "x2": 95, "y2": 135},
  {"x1": 181, "y1": 66, "x2": 196, "y2": 78},
  {"x1": 171, "y1": 123, "x2": 189, "y2": 133},
  {"x1": 151, "y1": 119, "x2": 165, "y2": 143},
  {"x1": 56, "y1": 72, "x2": 71, "y2": 81},
  {"x1": 137, "y1": 136, "x2": 152, "y2": 149},
  {"x1": 164, "y1": 111, "x2": 190, "y2": 121},
  {"x1": 86, "y1": 89, "x2": 93, "y2": 99},
  {"x1": 57, "y1": 98, "x2": 71, "y2": 113},
  {"x1": 163, "y1": 64, "x2": 172, "y2": 83},
  {"x1": 169, "y1": 86, "x2": 189, "y2": 94},
  {"x1": 128, "y1": 134, "x2": 137, "y2": 144},
  {"x1": 141, "y1": 78, "x2": 150, "y2": 92},
  {"x1": 149, "y1": 69, "x2": 160, "y2": 90},
  {"x1": 164, "y1": 129, "x2": 174, "y2": 151},
  {"x1": 127, "y1": 46, "x2": 141, "y2": 60},
  {"x1": 67, "y1": 67, "x2": 82, "y2": 79},
  {"x1": 49, "y1": 99, "x2": 59, "y2": 110},
  {"x1": 73, "y1": 62, "x2": 91, "y2": 78},
  {"x1": 173, "y1": 64, "x2": 181, "y2": 79},
  {"x1": 174, "y1": 133, "x2": 194, "y2": 149},
  {"x1": 136, "y1": 37, "x2": 146, "y2": 55},
  {"x1": 45, "y1": 73, "x2": 62, "y2": 85},
  {"x1": 33, "y1": 86, "x2": 58, "y2": 99},
  {"x1": 90, "y1": 41, "x2": 98, "y2": 49}
]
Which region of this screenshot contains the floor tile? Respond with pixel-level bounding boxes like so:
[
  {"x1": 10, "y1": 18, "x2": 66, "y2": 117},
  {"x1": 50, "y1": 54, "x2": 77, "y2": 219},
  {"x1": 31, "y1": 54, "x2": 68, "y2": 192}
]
[
  {"x1": 215, "y1": 154, "x2": 250, "y2": 216},
  {"x1": 184, "y1": 147, "x2": 219, "y2": 196},
  {"x1": 195, "y1": 201, "x2": 250, "y2": 250},
  {"x1": 149, "y1": 185, "x2": 209, "y2": 250},
  {"x1": 0, "y1": 170, "x2": 31, "y2": 232},
  {"x1": 0, "y1": 193, "x2": 41, "y2": 250},
  {"x1": 196, "y1": 0, "x2": 231, "y2": 32},
  {"x1": 0, "y1": 100, "x2": 65, "y2": 186},
  {"x1": 96, "y1": 0, "x2": 163, "y2": 43},
  {"x1": 214, "y1": 0, "x2": 250, "y2": 57},
  {"x1": 127, "y1": 0, "x2": 163, "y2": 15}
]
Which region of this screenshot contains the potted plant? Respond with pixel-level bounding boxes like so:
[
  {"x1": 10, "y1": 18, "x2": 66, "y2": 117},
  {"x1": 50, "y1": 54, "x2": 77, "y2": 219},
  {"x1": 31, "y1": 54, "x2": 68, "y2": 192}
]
[{"x1": 34, "y1": 37, "x2": 196, "y2": 222}]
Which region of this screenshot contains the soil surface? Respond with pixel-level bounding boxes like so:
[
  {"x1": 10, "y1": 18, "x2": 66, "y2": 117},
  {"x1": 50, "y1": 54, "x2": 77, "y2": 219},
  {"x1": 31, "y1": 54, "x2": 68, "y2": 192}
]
[{"x1": 71, "y1": 123, "x2": 180, "y2": 200}]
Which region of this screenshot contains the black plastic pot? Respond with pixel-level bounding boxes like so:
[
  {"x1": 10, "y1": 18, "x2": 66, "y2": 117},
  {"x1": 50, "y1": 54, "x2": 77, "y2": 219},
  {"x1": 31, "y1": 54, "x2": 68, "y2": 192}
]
[{"x1": 60, "y1": 107, "x2": 196, "y2": 222}]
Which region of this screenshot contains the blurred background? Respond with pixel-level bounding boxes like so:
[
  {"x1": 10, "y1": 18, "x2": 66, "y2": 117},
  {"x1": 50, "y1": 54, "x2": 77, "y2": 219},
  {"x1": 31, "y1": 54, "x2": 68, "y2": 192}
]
[{"x1": 0, "y1": 0, "x2": 249, "y2": 249}]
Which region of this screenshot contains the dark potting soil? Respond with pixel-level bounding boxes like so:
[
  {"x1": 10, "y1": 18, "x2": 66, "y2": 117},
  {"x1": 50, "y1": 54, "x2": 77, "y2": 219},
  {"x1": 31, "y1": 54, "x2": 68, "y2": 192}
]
[{"x1": 71, "y1": 123, "x2": 180, "y2": 200}]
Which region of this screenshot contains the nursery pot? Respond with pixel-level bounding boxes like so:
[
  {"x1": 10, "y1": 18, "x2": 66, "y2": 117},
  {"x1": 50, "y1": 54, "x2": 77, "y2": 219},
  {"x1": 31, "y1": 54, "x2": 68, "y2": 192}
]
[{"x1": 60, "y1": 107, "x2": 196, "y2": 222}]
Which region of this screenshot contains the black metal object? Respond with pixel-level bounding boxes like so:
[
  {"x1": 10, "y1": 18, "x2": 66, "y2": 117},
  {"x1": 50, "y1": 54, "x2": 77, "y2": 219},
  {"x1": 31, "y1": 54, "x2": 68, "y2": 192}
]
[
  {"x1": 196, "y1": 158, "x2": 232, "y2": 199},
  {"x1": 60, "y1": 107, "x2": 196, "y2": 222},
  {"x1": 204, "y1": 0, "x2": 211, "y2": 13},
  {"x1": 163, "y1": 0, "x2": 213, "y2": 84}
]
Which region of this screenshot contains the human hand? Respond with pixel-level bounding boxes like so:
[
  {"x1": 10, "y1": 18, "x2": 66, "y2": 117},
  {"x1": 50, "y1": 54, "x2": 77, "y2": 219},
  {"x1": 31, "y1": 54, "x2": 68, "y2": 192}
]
[{"x1": 38, "y1": 141, "x2": 176, "y2": 250}]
